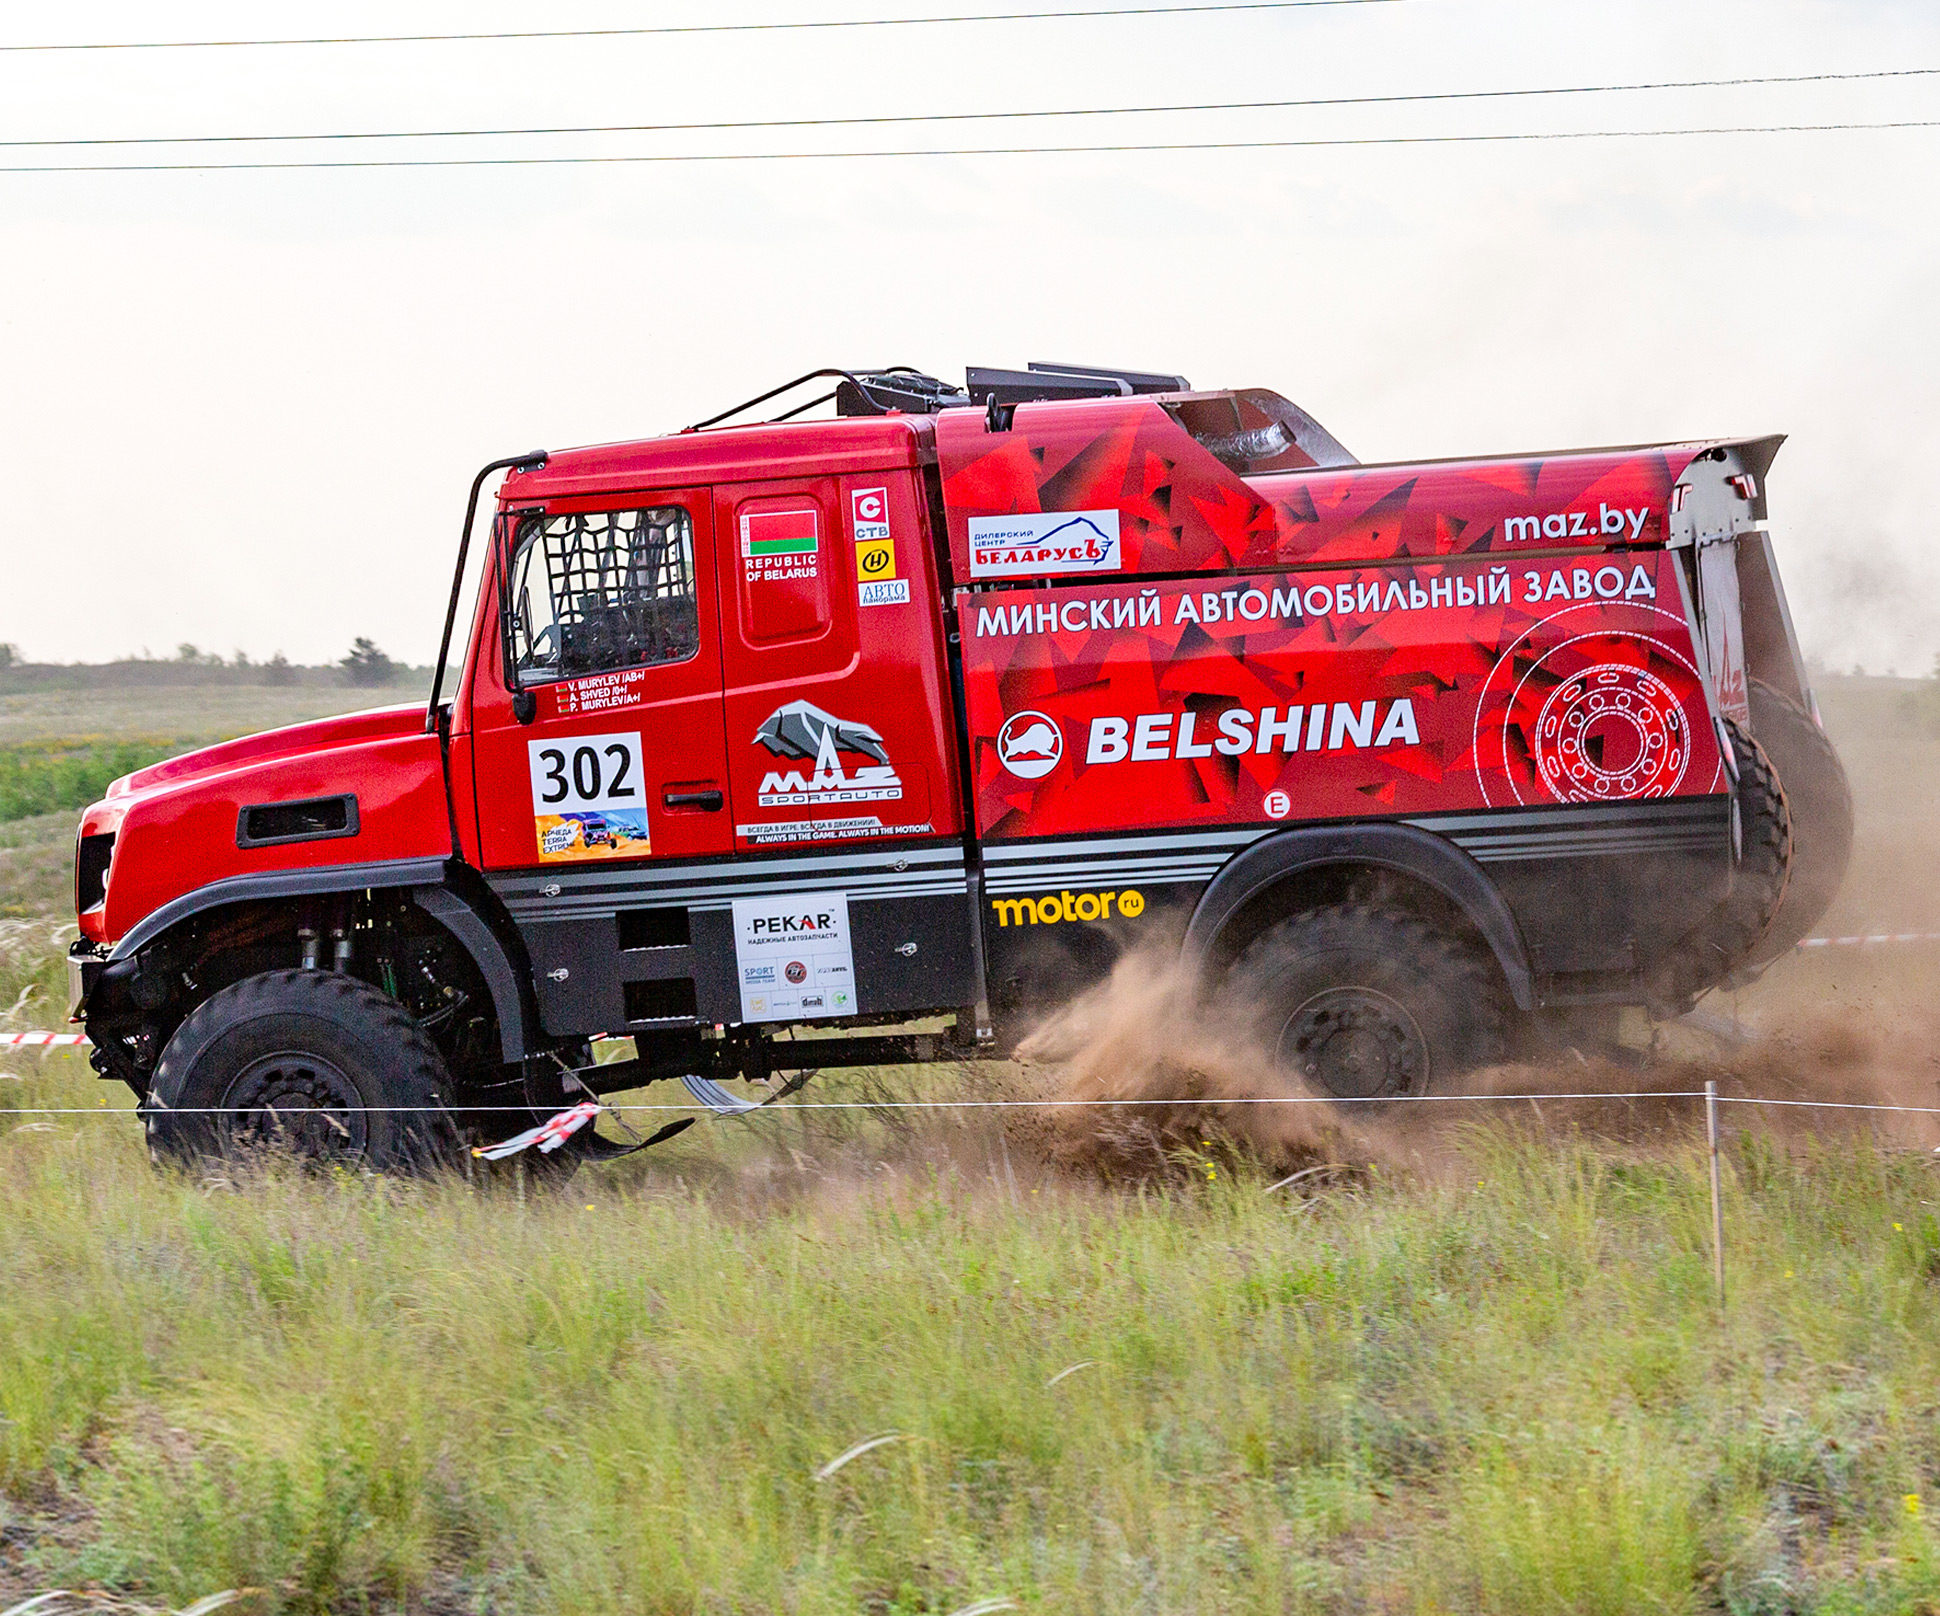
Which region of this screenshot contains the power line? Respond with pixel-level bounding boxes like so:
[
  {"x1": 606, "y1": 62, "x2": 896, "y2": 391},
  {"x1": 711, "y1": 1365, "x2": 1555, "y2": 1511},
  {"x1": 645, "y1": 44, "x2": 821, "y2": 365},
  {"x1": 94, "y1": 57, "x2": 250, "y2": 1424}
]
[
  {"x1": 0, "y1": 121, "x2": 1933, "y2": 173},
  {"x1": 5, "y1": 66, "x2": 1931, "y2": 149},
  {"x1": 0, "y1": 1, "x2": 1413, "y2": 54}
]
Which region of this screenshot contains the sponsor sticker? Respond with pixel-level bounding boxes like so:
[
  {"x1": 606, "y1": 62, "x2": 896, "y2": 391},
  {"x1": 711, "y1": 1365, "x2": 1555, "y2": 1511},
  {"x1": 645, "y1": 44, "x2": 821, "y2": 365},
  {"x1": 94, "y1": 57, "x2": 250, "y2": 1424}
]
[
  {"x1": 990, "y1": 889, "x2": 1145, "y2": 926},
  {"x1": 528, "y1": 732, "x2": 651, "y2": 861},
  {"x1": 732, "y1": 891, "x2": 855, "y2": 1023},
  {"x1": 855, "y1": 535, "x2": 895, "y2": 580},
  {"x1": 854, "y1": 526, "x2": 907, "y2": 608},
  {"x1": 1263, "y1": 789, "x2": 1291, "y2": 819},
  {"x1": 753, "y1": 700, "x2": 904, "y2": 807},
  {"x1": 967, "y1": 509, "x2": 1121, "y2": 579},
  {"x1": 851, "y1": 486, "x2": 891, "y2": 543}
]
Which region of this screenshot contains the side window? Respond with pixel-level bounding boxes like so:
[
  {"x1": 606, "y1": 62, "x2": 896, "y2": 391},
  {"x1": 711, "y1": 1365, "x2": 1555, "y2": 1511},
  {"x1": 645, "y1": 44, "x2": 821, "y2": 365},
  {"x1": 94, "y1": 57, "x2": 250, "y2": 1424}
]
[{"x1": 508, "y1": 507, "x2": 699, "y2": 683}]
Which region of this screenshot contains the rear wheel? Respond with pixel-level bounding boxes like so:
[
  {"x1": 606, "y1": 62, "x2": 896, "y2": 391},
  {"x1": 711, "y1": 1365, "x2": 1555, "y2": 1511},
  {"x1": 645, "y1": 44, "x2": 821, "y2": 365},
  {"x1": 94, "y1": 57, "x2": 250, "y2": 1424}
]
[
  {"x1": 1743, "y1": 679, "x2": 1853, "y2": 964},
  {"x1": 1650, "y1": 718, "x2": 1790, "y2": 1004},
  {"x1": 146, "y1": 969, "x2": 462, "y2": 1175},
  {"x1": 1224, "y1": 904, "x2": 1505, "y2": 1099}
]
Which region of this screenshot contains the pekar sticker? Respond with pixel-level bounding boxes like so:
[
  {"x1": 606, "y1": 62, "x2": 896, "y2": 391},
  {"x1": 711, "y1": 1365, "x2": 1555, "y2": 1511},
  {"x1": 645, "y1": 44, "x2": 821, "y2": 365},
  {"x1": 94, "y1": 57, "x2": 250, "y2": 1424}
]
[
  {"x1": 528, "y1": 731, "x2": 651, "y2": 862},
  {"x1": 732, "y1": 891, "x2": 855, "y2": 1022}
]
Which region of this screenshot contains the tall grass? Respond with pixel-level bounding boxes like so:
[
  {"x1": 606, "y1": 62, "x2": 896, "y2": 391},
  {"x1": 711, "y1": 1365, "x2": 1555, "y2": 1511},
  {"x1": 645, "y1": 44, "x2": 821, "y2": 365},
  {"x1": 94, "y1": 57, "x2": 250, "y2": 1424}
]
[
  {"x1": 0, "y1": 739, "x2": 180, "y2": 824},
  {"x1": 4, "y1": 1042, "x2": 1940, "y2": 1615}
]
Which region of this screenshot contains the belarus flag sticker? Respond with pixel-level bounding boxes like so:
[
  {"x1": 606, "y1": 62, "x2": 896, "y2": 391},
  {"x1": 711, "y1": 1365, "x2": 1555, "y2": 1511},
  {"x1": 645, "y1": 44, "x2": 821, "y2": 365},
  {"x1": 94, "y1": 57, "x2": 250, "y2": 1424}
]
[{"x1": 741, "y1": 508, "x2": 820, "y2": 559}]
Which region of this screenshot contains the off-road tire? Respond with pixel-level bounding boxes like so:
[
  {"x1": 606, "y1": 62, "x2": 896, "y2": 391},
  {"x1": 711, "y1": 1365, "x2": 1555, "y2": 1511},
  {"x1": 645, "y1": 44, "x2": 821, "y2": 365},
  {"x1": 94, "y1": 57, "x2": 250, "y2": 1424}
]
[
  {"x1": 1650, "y1": 718, "x2": 1790, "y2": 1004},
  {"x1": 146, "y1": 969, "x2": 462, "y2": 1175},
  {"x1": 1224, "y1": 903, "x2": 1506, "y2": 1099},
  {"x1": 1743, "y1": 678, "x2": 1853, "y2": 965}
]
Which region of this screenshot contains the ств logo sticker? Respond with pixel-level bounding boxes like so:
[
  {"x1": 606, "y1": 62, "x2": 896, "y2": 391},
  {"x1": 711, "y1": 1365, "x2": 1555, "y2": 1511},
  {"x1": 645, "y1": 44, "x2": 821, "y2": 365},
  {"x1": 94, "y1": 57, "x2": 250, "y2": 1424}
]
[
  {"x1": 851, "y1": 486, "x2": 890, "y2": 543},
  {"x1": 996, "y1": 711, "x2": 1064, "y2": 780}
]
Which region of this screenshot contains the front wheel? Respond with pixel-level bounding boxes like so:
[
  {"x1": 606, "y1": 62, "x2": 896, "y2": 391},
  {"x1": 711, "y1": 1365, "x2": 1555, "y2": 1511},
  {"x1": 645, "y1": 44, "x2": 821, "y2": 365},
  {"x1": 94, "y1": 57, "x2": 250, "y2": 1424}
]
[
  {"x1": 146, "y1": 969, "x2": 462, "y2": 1174},
  {"x1": 1223, "y1": 904, "x2": 1506, "y2": 1099}
]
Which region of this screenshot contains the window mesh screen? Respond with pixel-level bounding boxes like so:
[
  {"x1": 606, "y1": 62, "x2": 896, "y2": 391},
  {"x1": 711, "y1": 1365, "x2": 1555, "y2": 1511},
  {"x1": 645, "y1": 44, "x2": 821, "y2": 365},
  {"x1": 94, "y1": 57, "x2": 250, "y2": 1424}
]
[{"x1": 512, "y1": 507, "x2": 699, "y2": 680}]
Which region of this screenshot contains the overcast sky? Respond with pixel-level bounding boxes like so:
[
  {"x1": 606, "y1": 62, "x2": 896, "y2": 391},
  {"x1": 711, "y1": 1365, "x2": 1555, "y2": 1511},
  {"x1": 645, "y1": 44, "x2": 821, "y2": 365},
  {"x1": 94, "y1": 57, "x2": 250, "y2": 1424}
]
[{"x1": 3, "y1": 0, "x2": 1935, "y2": 673}]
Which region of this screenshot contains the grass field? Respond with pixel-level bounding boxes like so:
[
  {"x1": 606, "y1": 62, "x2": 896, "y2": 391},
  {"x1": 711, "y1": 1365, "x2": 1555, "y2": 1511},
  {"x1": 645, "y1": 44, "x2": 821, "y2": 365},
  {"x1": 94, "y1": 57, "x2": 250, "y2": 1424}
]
[{"x1": 3, "y1": 678, "x2": 1940, "y2": 1614}]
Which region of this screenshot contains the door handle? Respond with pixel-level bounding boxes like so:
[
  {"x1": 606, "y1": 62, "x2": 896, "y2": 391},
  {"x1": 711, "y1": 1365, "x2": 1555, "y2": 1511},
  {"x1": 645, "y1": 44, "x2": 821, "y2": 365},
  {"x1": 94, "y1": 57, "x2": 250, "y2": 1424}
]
[{"x1": 662, "y1": 789, "x2": 724, "y2": 811}]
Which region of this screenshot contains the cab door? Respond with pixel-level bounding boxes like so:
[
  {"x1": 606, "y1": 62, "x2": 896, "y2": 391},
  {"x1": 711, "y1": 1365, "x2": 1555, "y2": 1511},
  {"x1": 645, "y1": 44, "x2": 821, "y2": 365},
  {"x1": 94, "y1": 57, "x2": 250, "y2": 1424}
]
[
  {"x1": 469, "y1": 491, "x2": 734, "y2": 1034},
  {"x1": 715, "y1": 470, "x2": 977, "y2": 1020},
  {"x1": 472, "y1": 491, "x2": 732, "y2": 869}
]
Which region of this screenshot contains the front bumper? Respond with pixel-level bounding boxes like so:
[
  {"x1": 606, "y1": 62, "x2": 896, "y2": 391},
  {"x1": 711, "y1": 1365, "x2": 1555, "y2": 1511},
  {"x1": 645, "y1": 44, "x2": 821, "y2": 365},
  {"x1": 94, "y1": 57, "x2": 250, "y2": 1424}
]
[{"x1": 66, "y1": 940, "x2": 104, "y2": 1023}]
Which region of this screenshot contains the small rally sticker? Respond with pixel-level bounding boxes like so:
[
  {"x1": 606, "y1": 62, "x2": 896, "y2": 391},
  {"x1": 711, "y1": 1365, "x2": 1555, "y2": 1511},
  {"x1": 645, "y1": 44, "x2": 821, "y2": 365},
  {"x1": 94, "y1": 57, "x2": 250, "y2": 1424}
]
[
  {"x1": 855, "y1": 530, "x2": 908, "y2": 607},
  {"x1": 851, "y1": 486, "x2": 891, "y2": 543},
  {"x1": 528, "y1": 732, "x2": 651, "y2": 862},
  {"x1": 855, "y1": 534, "x2": 895, "y2": 581}
]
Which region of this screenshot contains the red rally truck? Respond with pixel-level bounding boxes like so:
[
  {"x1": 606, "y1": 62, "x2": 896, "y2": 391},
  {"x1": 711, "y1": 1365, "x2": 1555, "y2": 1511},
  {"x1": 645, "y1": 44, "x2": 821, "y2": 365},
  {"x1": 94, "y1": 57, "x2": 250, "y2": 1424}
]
[{"x1": 67, "y1": 364, "x2": 1851, "y2": 1169}]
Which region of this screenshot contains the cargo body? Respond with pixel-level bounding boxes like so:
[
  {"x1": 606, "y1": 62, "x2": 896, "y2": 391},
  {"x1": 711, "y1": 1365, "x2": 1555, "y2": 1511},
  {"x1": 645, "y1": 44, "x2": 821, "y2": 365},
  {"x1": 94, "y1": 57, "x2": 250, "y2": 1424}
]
[{"x1": 69, "y1": 366, "x2": 1845, "y2": 1163}]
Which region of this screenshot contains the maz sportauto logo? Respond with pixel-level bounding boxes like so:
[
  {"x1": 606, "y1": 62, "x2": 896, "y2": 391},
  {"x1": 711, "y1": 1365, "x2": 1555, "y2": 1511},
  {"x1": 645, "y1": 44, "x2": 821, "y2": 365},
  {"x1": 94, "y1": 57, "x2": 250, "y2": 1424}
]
[
  {"x1": 753, "y1": 700, "x2": 904, "y2": 806},
  {"x1": 996, "y1": 711, "x2": 1063, "y2": 779},
  {"x1": 967, "y1": 509, "x2": 1123, "y2": 579}
]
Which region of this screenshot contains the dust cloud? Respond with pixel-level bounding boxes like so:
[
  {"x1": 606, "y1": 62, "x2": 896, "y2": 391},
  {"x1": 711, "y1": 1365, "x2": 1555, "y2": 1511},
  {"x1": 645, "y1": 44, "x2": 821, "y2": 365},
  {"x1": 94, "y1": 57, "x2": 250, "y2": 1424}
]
[
  {"x1": 1009, "y1": 947, "x2": 1354, "y2": 1182},
  {"x1": 1004, "y1": 677, "x2": 1940, "y2": 1182}
]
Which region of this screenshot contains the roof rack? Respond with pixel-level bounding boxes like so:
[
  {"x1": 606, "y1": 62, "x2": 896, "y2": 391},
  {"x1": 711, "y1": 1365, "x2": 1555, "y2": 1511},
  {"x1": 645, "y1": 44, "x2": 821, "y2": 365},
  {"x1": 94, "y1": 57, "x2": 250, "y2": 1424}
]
[{"x1": 686, "y1": 362, "x2": 1193, "y2": 430}]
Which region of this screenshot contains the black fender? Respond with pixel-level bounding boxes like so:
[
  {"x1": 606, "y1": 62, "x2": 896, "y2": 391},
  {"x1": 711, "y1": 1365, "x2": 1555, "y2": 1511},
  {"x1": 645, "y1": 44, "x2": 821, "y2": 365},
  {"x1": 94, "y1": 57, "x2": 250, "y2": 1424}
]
[
  {"x1": 1180, "y1": 822, "x2": 1535, "y2": 1011},
  {"x1": 409, "y1": 864, "x2": 541, "y2": 1062},
  {"x1": 104, "y1": 855, "x2": 542, "y2": 1062}
]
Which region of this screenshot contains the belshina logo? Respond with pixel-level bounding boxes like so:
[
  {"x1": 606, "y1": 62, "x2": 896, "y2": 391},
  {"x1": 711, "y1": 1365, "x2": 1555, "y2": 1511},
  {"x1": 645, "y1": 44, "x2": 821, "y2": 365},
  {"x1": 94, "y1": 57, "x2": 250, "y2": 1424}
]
[
  {"x1": 753, "y1": 700, "x2": 904, "y2": 805},
  {"x1": 967, "y1": 508, "x2": 1123, "y2": 578},
  {"x1": 996, "y1": 711, "x2": 1063, "y2": 779}
]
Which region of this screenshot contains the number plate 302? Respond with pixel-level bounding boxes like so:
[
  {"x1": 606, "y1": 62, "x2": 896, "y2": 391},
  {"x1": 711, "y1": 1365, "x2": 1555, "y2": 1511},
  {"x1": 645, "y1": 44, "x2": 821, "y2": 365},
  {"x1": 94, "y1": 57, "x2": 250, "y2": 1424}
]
[{"x1": 527, "y1": 731, "x2": 652, "y2": 863}]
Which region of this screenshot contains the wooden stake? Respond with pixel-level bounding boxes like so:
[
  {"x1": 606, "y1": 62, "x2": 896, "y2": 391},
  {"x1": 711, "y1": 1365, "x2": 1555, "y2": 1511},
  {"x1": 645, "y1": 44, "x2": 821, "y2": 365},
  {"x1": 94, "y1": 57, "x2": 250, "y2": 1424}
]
[{"x1": 1705, "y1": 1079, "x2": 1726, "y2": 1313}]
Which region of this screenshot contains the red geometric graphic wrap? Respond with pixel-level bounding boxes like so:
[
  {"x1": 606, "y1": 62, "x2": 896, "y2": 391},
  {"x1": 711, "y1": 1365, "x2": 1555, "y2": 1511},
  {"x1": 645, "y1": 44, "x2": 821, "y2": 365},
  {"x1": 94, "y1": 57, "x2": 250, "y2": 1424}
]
[
  {"x1": 936, "y1": 398, "x2": 1707, "y2": 581},
  {"x1": 959, "y1": 550, "x2": 1723, "y2": 839}
]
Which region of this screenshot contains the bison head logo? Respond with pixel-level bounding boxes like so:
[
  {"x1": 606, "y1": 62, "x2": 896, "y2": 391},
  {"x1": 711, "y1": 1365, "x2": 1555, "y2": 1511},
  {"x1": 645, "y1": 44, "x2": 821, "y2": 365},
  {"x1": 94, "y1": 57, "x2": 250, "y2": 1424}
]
[{"x1": 754, "y1": 701, "x2": 892, "y2": 768}]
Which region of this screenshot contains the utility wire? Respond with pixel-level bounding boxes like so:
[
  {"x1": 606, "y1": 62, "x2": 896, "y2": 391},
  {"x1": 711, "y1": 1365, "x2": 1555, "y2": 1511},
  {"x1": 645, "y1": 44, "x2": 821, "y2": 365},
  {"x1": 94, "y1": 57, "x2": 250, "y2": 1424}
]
[
  {"x1": 0, "y1": 121, "x2": 1933, "y2": 173},
  {"x1": 5, "y1": 66, "x2": 1931, "y2": 149},
  {"x1": 0, "y1": 1, "x2": 1413, "y2": 54}
]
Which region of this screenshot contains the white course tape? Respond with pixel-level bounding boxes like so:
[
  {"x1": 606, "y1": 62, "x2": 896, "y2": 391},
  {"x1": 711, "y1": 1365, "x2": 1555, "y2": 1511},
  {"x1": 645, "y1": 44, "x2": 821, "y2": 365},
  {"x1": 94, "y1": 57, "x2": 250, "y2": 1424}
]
[
  {"x1": 0, "y1": 1031, "x2": 90, "y2": 1047},
  {"x1": 1796, "y1": 932, "x2": 1940, "y2": 948}
]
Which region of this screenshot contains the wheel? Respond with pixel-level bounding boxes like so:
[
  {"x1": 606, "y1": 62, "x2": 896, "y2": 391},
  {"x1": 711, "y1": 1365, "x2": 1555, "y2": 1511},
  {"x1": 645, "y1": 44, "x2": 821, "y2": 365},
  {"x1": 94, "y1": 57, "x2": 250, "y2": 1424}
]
[
  {"x1": 146, "y1": 970, "x2": 462, "y2": 1174},
  {"x1": 1224, "y1": 903, "x2": 1506, "y2": 1099},
  {"x1": 1742, "y1": 679, "x2": 1853, "y2": 964},
  {"x1": 1650, "y1": 717, "x2": 1790, "y2": 1004}
]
